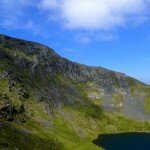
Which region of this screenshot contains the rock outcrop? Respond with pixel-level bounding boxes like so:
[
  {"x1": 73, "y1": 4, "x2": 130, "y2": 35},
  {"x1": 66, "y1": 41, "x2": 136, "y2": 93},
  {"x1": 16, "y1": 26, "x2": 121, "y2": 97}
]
[{"x1": 0, "y1": 34, "x2": 149, "y2": 120}]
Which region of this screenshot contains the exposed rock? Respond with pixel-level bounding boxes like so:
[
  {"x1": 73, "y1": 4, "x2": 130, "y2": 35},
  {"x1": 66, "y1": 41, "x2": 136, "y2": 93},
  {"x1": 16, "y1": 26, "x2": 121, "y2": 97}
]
[
  {"x1": 0, "y1": 34, "x2": 150, "y2": 121},
  {"x1": 0, "y1": 93, "x2": 9, "y2": 101},
  {"x1": 0, "y1": 104, "x2": 25, "y2": 121},
  {"x1": 88, "y1": 92, "x2": 102, "y2": 100}
]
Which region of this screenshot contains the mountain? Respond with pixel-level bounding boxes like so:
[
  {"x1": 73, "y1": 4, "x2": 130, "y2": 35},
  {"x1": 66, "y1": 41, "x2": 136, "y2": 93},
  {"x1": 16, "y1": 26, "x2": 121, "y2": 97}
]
[{"x1": 0, "y1": 34, "x2": 150, "y2": 150}]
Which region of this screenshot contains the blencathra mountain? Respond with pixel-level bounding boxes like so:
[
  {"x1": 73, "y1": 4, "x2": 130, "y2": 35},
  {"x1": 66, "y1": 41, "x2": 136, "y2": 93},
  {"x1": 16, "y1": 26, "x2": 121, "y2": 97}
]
[{"x1": 0, "y1": 34, "x2": 150, "y2": 150}]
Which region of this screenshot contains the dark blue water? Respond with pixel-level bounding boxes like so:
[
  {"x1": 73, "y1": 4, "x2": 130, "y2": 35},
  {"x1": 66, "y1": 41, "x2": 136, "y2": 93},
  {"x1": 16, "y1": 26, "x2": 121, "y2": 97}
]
[{"x1": 93, "y1": 133, "x2": 150, "y2": 150}]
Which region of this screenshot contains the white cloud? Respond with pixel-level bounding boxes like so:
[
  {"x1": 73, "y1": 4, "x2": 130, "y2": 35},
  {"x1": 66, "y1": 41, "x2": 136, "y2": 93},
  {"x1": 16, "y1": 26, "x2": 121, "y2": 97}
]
[
  {"x1": 39, "y1": 0, "x2": 60, "y2": 9},
  {"x1": 39, "y1": 0, "x2": 150, "y2": 30},
  {"x1": 1, "y1": 0, "x2": 150, "y2": 41}
]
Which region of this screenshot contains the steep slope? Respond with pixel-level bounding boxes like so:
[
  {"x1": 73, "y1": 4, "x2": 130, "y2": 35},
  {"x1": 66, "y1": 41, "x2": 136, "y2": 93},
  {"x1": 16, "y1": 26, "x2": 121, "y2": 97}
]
[{"x1": 0, "y1": 34, "x2": 150, "y2": 150}]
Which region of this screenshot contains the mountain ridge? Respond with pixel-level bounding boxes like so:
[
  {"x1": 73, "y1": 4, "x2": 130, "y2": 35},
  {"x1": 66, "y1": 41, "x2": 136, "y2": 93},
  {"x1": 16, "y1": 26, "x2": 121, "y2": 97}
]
[
  {"x1": 0, "y1": 34, "x2": 136, "y2": 78},
  {"x1": 1, "y1": 34, "x2": 148, "y2": 85},
  {"x1": 0, "y1": 34, "x2": 150, "y2": 150}
]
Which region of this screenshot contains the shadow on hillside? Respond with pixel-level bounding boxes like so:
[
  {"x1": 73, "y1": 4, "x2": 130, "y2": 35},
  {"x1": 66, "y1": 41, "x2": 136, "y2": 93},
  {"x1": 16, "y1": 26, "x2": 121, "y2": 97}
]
[{"x1": 0, "y1": 123, "x2": 63, "y2": 150}]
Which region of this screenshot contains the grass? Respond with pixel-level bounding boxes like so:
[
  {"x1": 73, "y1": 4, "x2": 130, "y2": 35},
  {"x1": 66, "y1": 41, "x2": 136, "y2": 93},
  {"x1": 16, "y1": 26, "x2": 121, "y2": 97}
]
[
  {"x1": 0, "y1": 123, "x2": 63, "y2": 150},
  {"x1": 0, "y1": 45, "x2": 35, "y2": 62}
]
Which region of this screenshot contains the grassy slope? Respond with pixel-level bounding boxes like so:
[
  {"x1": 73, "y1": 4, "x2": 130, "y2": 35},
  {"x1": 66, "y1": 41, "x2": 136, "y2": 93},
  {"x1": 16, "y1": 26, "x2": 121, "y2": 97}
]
[{"x1": 0, "y1": 46, "x2": 150, "y2": 150}]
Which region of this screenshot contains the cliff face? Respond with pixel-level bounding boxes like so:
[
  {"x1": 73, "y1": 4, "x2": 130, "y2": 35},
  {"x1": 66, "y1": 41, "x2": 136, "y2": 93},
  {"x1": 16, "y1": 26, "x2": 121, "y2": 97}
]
[
  {"x1": 0, "y1": 34, "x2": 150, "y2": 149},
  {"x1": 0, "y1": 34, "x2": 149, "y2": 119}
]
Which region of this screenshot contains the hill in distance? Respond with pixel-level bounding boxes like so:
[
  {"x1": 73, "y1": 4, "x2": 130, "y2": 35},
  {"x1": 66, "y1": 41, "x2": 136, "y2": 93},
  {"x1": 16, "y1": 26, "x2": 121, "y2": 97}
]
[{"x1": 0, "y1": 34, "x2": 150, "y2": 150}]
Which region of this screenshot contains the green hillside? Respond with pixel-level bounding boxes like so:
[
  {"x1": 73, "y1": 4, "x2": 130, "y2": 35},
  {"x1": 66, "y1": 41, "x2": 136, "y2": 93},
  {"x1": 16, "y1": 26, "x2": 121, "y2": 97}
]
[{"x1": 0, "y1": 34, "x2": 150, "y2": 150}]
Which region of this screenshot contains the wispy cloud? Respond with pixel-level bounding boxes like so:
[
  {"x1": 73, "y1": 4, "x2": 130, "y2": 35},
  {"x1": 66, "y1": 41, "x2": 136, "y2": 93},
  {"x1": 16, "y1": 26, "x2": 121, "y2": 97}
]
[
  {"x1": 0, "y1": 0, "x2": 46, "y2": 36},
  {"x1": 0, "y1": 0, "x2": 32, "y2": 28},
  {"x1": 75, "y1": 32, "x2": 117, "y2": 44},
  {"x1": 39, "y1": 0, "x2": 150, "y2": 30},
  {"x1": 1, "y1": 0, "x2": 150, "y2": 41}
]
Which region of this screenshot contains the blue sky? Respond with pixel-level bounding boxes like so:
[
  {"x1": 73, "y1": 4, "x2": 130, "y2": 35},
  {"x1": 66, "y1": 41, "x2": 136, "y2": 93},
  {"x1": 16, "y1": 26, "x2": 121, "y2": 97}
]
[{"x1": 0, "y1": 0, "x2": 150, "y2": 84}]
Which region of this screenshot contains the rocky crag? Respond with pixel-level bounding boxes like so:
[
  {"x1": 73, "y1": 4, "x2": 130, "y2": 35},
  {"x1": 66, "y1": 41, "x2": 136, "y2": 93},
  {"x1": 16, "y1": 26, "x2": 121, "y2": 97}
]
[{"x1": 0, "y1": 34, "x2": 150, "y2": 150}]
